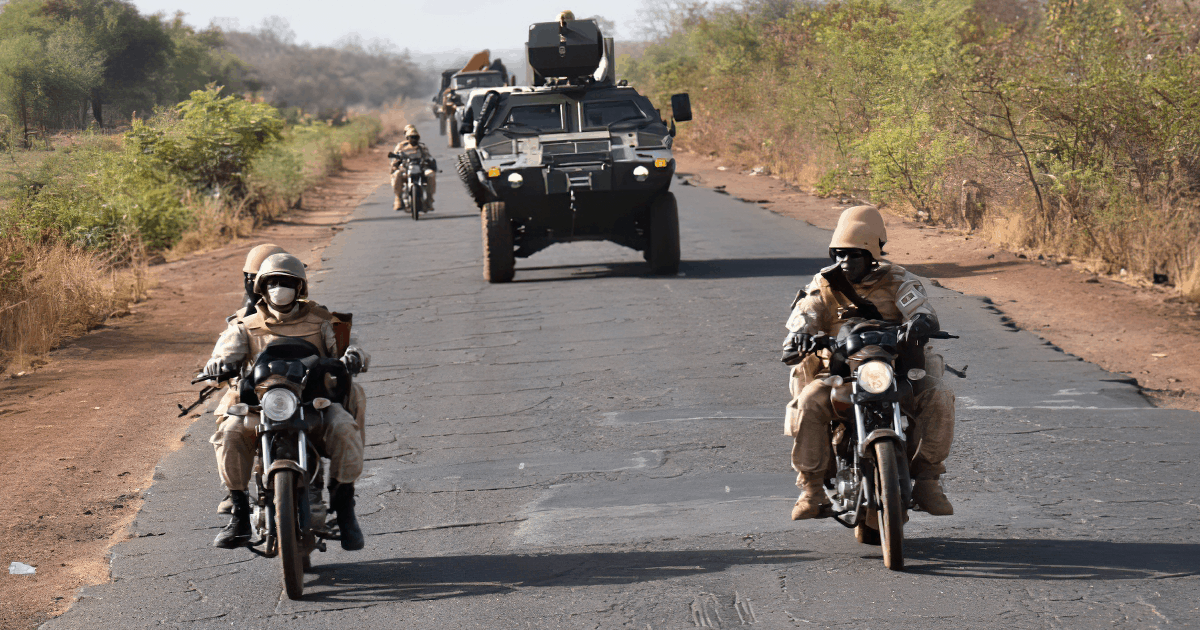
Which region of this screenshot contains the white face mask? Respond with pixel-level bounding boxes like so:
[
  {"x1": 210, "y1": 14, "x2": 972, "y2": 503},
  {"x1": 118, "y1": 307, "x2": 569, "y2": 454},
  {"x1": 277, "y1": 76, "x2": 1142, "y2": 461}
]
[{"x1": 267, "y1": 286, "x2": 296, "y2": 307}]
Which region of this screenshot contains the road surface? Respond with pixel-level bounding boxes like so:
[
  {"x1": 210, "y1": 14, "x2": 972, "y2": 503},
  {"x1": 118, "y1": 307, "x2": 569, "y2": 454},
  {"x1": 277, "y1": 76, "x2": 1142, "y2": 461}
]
[{"x1": 48, "y1": 126, "x2": 1200, "y2": 628}]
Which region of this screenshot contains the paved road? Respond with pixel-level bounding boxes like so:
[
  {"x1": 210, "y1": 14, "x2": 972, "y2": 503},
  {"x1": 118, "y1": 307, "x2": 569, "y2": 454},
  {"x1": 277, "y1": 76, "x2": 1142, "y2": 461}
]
[{"x1": 49, "y1": 128, "x2": 1199, "y2": 628}]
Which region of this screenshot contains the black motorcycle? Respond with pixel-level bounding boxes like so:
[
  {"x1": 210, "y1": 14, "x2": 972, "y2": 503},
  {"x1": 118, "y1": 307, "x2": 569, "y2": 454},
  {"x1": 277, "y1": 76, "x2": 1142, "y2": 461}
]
[
  {"x1": 790, "y1": 319, "x2": 955, "y2": 570},
  {"x1": 196, "y1": 339, "x2": 351, "y2": 598},
  {"x1": 388, "y1": 152, "x2": 432, "y2": 221}
]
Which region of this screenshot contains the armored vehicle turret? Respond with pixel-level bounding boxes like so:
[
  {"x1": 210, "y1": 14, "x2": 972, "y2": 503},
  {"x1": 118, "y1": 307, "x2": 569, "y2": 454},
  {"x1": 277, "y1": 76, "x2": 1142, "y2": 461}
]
[{"x1": 455, "y1": 18, "x2": 692, "y2": 282}]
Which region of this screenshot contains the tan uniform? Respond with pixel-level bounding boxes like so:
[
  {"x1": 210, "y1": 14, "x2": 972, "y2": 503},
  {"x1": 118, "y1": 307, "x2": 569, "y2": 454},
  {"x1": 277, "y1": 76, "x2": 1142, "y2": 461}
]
[
  {"x1": 784, "y1": 263, "x2": 955, "y2": 485},
  {"x1": 390, "y1": 140, "x2": 436, "y2": 210},
  {"x1": 213, "y1": 307, "x2": 367, "y2": 443},
  {"x1": 208, "y1": 301, "x2": 364, "y2": 490}
]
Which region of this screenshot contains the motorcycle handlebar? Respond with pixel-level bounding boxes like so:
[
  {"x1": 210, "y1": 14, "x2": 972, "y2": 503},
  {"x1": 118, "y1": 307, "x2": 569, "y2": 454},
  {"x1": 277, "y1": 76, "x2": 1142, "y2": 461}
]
[{"x1": 192, "y1": 371, "x2": 238, "y2": 385}]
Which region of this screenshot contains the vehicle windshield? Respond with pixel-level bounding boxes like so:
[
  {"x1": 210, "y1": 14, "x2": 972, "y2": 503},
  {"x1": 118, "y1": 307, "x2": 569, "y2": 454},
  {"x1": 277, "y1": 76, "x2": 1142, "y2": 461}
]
[
  {"x1": 454, "y1": 73, "x2": 505, "y2": 90},
  {"x1": 582, "y1": 100, "x2": 648, "y2": 128},
  {"x1": 501, "y1": 104, "x2": 564, "y2": 132}
]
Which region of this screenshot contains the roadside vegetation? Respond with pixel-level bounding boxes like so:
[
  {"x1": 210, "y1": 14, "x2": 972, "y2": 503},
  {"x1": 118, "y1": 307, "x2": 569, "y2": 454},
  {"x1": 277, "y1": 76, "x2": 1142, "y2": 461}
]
[
  {"x1": 622, "y1": 0, "x2": 1200, "y2": 301},
  {"x1": 0, "y1": 0, "x2": 425, "y2": 371}
]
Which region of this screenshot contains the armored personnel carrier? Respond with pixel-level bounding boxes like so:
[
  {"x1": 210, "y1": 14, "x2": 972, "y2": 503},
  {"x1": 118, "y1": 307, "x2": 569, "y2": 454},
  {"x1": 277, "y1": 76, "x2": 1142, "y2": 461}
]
[{"x1": 455, "y1": 18, "x2": 691, "y2": 282}]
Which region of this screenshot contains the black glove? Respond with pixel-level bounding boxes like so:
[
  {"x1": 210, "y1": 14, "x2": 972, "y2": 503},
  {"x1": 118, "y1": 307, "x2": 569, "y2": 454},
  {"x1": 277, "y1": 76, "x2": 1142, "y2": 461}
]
[
  {"x1": 899, "y1": 313, "x2": 938, "y2": 346},
  {"x1": 781, "y1": 332, "x2": 813, "y2": 365}
]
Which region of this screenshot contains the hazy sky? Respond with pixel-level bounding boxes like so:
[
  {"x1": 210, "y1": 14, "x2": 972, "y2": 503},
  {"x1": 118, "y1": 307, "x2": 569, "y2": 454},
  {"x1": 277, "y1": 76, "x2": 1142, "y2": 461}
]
[{"x1": 129, "y1": 0, "x2": 647, "y2": 56}]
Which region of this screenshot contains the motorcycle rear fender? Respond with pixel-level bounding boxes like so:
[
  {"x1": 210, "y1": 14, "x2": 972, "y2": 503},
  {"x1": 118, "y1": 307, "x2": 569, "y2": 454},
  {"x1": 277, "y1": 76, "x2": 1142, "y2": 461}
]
[{"x1": 264, "y1": 460, "x2": 306, "y2": 490}]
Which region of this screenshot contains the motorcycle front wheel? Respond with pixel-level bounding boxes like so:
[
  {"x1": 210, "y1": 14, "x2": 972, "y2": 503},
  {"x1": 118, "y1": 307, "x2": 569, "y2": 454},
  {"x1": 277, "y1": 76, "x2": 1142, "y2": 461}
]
[
  {"x1": 273, "y1": 469, "x2": 305, "y2": 598},
  {"x1": 875, "y1": 441, "x2": 905, "y2": 570},
  {"x1": 409, "y1": 185, "x2": 422, "y2": 221}
]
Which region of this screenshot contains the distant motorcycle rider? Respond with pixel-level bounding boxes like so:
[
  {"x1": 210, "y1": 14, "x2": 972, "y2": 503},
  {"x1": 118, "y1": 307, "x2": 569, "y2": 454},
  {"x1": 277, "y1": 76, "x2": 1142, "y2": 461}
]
[
  {"x1": 204, "y1": 253, "x2": 370, "y2": 550},
  {"x1": 390, "y1": 125, "x2": 437, "y2": 211},
  {"x1": 782, "y1": 205, "x2": 955, "y2": 520}
]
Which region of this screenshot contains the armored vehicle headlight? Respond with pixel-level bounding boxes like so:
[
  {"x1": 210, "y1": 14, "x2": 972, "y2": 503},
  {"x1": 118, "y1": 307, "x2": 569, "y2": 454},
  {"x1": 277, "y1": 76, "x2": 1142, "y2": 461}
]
[
  {"x1": 654, "y1": 158, "x2": 668, "y2": 169},
  {"x1": 633, "y1": 165, "x2": 650, "y2": 182},
  {"x1": 857, "y1": 361, "x2": 894, "y2": 395},
  {"x1": 262, "y1": 388, "x2": 298, "y2": 421},
  {"x1": 508, "y1": 172, "x2": 524, "y2": 188},
  {"x1": 487, "y1": 167, "x2": 501, "y2": 178}
]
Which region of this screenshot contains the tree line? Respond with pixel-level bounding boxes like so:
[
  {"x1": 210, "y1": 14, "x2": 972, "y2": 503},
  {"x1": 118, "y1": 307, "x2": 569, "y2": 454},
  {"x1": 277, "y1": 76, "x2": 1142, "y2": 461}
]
[
  {"x1": 623, "y1": 0, "x2": 1200, "y2": 298},
  {"x1": 0, "y1": 0, "x2": 429, "y2": 145}
]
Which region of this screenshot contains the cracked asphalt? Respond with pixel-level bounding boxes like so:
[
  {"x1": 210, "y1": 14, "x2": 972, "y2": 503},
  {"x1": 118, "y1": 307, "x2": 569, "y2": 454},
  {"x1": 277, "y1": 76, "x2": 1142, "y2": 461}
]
[{"x1": 47, "y1": 128, "x2": 1200, "y2": 628}]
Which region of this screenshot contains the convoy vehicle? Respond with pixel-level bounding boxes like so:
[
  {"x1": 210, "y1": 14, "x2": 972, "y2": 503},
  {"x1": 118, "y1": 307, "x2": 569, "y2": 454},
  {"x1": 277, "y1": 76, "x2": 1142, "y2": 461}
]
[
  {"x1": 431, "y1": 50, "x2": 511, "y2": 148},
  {"x1": 456, "y1": 18, "x2": 692, "y2": 282}
]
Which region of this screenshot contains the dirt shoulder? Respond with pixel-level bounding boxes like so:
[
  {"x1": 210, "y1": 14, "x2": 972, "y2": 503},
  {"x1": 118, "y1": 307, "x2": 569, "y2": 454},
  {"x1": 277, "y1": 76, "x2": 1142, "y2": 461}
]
[
  {"x1": 0, "y1": 141, "x2": 394, "y2": 629},
  {"x1": 675, "y1": 152, "x2": 1200, "y2": 411}
]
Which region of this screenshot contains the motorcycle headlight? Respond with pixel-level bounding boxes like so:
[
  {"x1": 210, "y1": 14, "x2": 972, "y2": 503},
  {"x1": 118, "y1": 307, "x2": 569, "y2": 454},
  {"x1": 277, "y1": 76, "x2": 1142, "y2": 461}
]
[
  {"x1": 857, "y1": 361, "x2": 894, "y2": 394},
  {"x1": 261, "y1": 388, "x2": 298, "y2": 421}
]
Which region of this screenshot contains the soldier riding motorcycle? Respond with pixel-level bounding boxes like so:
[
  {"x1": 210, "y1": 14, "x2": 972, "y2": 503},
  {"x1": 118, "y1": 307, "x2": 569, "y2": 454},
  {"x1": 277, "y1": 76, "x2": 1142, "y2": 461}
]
[
  {"x1": 390, "y1": 125, "x2": 437, "y2": 217},
  {"x1": 201, "y1": 254, "x2": 370, "y2": 579},
  {"x1": 781, "y1": 205, "x2": 956, "y2": 569}
]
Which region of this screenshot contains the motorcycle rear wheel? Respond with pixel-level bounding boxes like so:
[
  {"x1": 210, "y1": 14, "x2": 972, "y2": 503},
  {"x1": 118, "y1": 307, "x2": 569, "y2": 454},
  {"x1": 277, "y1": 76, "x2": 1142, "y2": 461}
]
[
  {"x1": 875, "y1": 441, "x2": 905, "y2": 570},
  {"x1": 273, "y1": 470, "x2": 305, "y2": 598}
]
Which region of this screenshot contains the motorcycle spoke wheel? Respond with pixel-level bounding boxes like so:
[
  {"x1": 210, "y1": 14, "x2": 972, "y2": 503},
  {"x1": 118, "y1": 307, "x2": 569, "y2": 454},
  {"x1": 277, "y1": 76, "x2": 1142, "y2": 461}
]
[
  {"x1": 273, "y1": 470, "x2": 305, "y2": 598},
  {"x1": 875, "y1": 441, "x2": 905, "y2": 570}
]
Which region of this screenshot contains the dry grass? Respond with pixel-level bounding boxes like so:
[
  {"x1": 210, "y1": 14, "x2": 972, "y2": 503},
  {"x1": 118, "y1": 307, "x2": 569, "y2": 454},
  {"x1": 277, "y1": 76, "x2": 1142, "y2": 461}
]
[{"x1": 0, "y1": 237, "x2": 147, "y2": 372}]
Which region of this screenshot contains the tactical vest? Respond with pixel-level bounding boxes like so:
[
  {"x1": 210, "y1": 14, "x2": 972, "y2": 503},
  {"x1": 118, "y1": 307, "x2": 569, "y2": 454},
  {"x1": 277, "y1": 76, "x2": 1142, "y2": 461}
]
[{"x1": 240, "y1": 301, "x2": 333, "y2": 361}]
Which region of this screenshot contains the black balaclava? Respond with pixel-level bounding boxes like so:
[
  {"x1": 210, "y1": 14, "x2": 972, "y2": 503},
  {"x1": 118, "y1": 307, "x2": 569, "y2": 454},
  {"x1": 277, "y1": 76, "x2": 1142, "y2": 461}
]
[{"x1": 831, "y1": 248, "x2": 876, "y2": 284}]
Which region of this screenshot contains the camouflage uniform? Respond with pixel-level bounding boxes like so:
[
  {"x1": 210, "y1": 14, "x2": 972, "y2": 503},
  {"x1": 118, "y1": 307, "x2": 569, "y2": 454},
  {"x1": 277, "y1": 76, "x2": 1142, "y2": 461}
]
[
  {"x1": 785, "y1": 205, "x2": 955, "y2": 518},
  {"x1": 784, "y1": 264, "x2": 955, "y2": 481},
  {"x1": 208, "y1": 301, "x2": 364, "y2": 490},
  {"x1": 391, "y1": 138, "x2": 437, "y2": 211}
]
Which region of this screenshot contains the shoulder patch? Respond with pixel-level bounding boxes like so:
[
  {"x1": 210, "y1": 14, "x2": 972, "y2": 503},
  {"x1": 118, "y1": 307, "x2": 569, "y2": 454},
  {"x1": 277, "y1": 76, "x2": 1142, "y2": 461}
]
[{"x1": 899, "y1": 290, "x2": 920, "y2": 308}]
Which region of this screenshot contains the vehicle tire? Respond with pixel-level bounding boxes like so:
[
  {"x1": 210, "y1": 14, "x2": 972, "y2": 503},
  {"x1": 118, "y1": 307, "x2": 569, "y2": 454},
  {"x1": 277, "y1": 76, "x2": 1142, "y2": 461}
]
[
  {"x1": 273, "y1": 470, "x2": 305, "y2": 598},
  {"x1": 482, "y1": 201, "x2": 514, "y2": 283},
  {"x1": 647, "y1": 192, "x2": 680, "y2": 275},
  {"x1": 875, "y1": 441, "x2": 905, "y2": 571},
  {"x1": 409, "y1": 184, "x2": 422, "y2": 221},
  {"x1": 449, "y1": 120, "x2": 462, "y2": 149},
  {"x1": 855, "y1": 522, "x2": 881, "y2": 545},
  {"x1": 457, "y1": 150, "x2": 490, "y2": 207}
]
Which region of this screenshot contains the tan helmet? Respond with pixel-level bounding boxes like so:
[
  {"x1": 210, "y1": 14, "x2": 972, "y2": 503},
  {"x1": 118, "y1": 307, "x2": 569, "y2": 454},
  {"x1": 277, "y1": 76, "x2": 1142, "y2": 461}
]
[
  {"x1": 243, "y1": 243, "x2": 287, "y2": 274},
  {"x1": 253, "y1": 253, "x2": 308, "y2": 298},
  {"x1": 829, "y1": 205, "x2": 887, "y2": 259},
  {"x1": 404, "y1": 125, "x2": 419, "y2": 141},
  {"x1": 558, "y1": 10, "x2": 576, "y2": 24}
]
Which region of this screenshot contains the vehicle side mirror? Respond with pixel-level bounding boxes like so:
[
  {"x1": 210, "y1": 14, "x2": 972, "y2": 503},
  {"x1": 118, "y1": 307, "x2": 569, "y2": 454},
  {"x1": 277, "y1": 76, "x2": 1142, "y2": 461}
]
[{"x1": 671, "y1": 93, "x2": 692, "y2": 122}]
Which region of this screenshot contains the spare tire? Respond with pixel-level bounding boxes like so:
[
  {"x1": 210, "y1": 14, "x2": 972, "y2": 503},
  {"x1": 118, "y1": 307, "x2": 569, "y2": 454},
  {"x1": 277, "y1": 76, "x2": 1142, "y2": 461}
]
[{"x1": 457, "y1": 150, "x2": 490, "y2": 208}]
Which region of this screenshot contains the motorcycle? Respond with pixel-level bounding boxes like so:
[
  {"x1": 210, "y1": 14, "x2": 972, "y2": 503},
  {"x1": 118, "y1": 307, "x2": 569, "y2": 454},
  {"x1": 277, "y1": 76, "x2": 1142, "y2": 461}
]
[
  {"x1": 787, "y1": 319, "x2": 956, "y2": 570},
  {"x1": 194, "y1": 338, "x2": 352, "y2": 598},
  {"x1": 389, "y1": 152, "x2": 431, "y2": 221}
]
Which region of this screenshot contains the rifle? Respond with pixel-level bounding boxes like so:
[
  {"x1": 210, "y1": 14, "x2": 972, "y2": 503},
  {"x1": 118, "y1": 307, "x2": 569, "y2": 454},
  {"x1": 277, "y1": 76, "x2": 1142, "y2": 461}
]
[
  {"x1": 178, "y1": 371, "x2": 238, "y2": 418},
  {"x1": 819, "y1": 263, "x2": 883, "y2": 321}
]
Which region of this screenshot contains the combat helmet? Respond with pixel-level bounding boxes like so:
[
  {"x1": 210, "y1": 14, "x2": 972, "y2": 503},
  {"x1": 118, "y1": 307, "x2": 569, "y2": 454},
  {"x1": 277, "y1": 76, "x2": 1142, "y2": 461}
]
[
  {"x1": 243, "y1": 243, "x2": 286, "y2": 274},
  {"x1": 404, "y1": 125, "x2": 419, "y2": 141},
  {"x1": 829, "y1": 205, "x2": 887, "y2": 260},
  {"x1": 253, "y1": 253, "x2": 308, "y2": 299}
]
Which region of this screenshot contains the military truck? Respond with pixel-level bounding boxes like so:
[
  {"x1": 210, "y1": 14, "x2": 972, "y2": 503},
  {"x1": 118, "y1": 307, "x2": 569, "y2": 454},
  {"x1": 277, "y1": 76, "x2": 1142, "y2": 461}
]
[
  {"x1": 431, "y1": 50, "x2": 511, "y2": 148},
  {"x1": 456, "y1": 18, "x2": 691, "y2": 282}
]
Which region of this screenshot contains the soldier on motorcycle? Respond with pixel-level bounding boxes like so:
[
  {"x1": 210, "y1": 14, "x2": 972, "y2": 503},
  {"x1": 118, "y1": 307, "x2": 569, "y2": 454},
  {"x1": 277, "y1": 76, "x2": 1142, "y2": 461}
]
[
  {"x1": 204, "y1": 253, "x2": 370, "y2": 551},
  {"x1": 390, "y1": 125, "x2": 437, "y2": 212},
  {"x1": 782, "y1": 206, "x2": 955, "y2": 520}
]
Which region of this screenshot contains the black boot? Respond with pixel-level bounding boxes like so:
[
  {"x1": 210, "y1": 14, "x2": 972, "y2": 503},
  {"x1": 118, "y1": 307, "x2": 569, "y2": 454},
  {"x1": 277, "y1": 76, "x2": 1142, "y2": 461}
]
[
  {"x1": 329, "y1": 482, "x2": 364, "y2": 551},
  {"x1": 213, "y1": 490, "x2": 251, "y2": 548}
]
